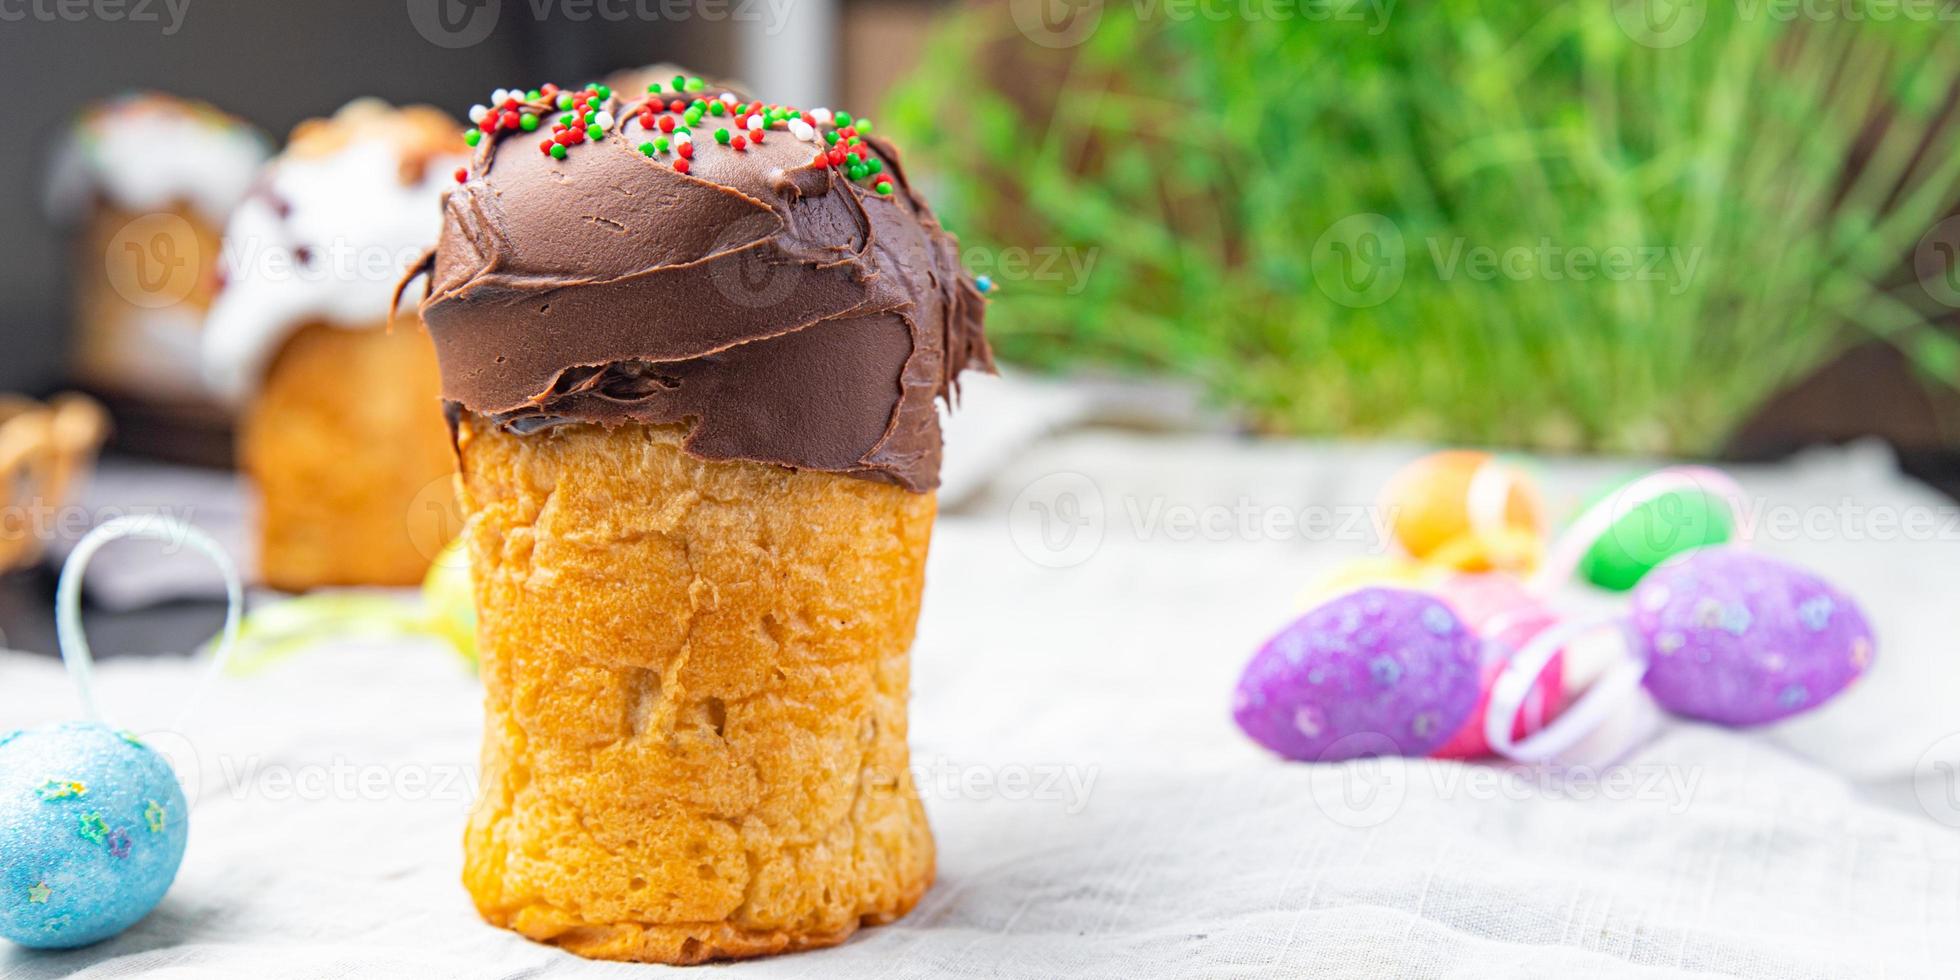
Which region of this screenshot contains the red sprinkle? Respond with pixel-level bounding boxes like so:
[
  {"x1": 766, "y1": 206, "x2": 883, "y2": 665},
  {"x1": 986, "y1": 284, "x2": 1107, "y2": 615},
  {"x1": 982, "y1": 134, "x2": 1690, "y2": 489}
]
[
  {"x1": 539, "y1": 138, "x2": 555, "y2": 155},
  {"x1": 669, "y1": 99, "x2": 686, "y2": 112},
  {"x1": 673, "y1": 159, "x2": 690, "y2": 174},
  {"x1": 677, "y1": 141, "x2": 694, "y2": 159},
  {"x1": 454, "y1": 167, "x2": 468, "y2": 183},
  {"x1": 749, "y1": 128, "x2": 764, "y2": 143},
  {"x1": 478, "y1": 116, "x2": 496, "y2": 133},
  {"x1": 658, "y1": 115, "x2": 676, "y2": 133},
  {"x1": 501, "y1": 110, "x2": 520, "y2": 129},
  {"x1": 731, "y1": 134, "x2": 747, "y2": 150},
  {"x1": 813, "y1": 150, "x2": 828, "y2": 167},
  {"x1": 827, "y1": 147, "x2": 846, "y2": 166}
]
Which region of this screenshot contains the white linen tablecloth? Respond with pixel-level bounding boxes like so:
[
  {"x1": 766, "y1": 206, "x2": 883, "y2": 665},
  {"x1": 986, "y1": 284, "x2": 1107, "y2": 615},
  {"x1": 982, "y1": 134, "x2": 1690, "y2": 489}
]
[{"x1": 4, "y1": 424, "x2": 1960, "y2": 979}]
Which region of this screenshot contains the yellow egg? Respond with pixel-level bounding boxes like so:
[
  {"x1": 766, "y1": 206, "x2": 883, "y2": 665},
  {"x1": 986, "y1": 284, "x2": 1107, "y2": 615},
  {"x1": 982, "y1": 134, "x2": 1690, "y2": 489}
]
[
  {"x1": 1380, "y1": 450, "x2": 1544, "y2": 572},
  {"x1": 1297, "y1": 555, "x2": 1442, "y2": 610}
]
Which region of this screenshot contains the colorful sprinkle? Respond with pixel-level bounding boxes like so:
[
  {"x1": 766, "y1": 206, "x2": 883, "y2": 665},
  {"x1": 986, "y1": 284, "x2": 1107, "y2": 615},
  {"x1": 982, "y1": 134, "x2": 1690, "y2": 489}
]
[
  {"x1": 145, "y1": 800, "x2": 167, "y2": 833},
  {"x1": 26, "y1": 882, "x2": 50, "y2": 905},
  {"x1": 78, "y1": 812, "x2": 109, "y2": 844},
  {"x1": 106, "y1": 828, "x2": 132, "y2": 859},
  {"x1": 37, "y1": 778, "x2": 87, "y2": 801}
]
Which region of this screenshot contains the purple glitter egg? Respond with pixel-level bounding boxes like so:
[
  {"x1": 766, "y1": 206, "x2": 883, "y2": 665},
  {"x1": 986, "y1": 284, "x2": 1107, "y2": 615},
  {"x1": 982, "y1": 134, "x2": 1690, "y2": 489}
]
[
  {"x1": 1631, "y1": 547, "x2": 1874, "y2": 726},
  {"x1": 1232, "y1": 587, "x2": 1482, "y2": 761}
]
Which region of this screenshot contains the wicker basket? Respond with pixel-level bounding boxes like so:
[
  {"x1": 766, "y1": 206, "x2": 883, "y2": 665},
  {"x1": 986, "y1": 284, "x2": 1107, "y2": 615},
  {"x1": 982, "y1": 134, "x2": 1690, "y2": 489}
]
[{"x1": 1, "y1": 393, "x2": 110, "y2": 573}]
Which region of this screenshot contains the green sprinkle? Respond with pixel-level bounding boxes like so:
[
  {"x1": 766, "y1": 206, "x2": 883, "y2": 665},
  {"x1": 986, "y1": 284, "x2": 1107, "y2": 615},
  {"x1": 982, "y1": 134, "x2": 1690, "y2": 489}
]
[
  {"x1": 824, "y1": 130, "x2": 839, "y2": 145},
  {"x1": 654, "y1": 136, "x2": 670, "y2": 152},
  {"x1": 557, "y1": 94, "x2": 574, "y2": 109},
  {"x1": 647, "y1": 82, "x2": 662, "y2": 94},
  {"x1": 639, "y1": 141, "x2": 656, "y2": 156},
  {"x1": 464, "y1": 129, "x2": 482, "y2": 147},
  {"x1": 560, "y1": 113, "x2": 574, "y2": 126},
  {"x1": 594, "y1": 84, "x2": 611, "y2": 99},
  {"x1": 520, "y1": 114, "x2": 539, "y2": 132},
  {"x1": 78, "y1": 812, "x2": 108, "y2": 844},
  {"x1": 549, "y1": 143, "x2": 568, "y2": 160},
  {"x1": 582, "y1": 111, "x2": 595, "y2": 125},
  {"x1": 587, "y1": 124, "x2": 605, "y2": 141},
  {"x1": 674, "y1": 124, "x2": 690, "y2": 135},
  {"x1": 876, "y1": 181, "x2": 893, "y2": 194},
  {"x1": 684, "y1": 77, "x2": 705, "y2": 92},
  {"x1": 671, "y1": 74, "x2": 687, "y2": 91},
  {"x1": 714, "y1": 128, "x2": 731, "y2": 144},
  {"x1": 835, "y1": 111, "x2": 853, "y2": 127},
  {"x1": 868, "y1": 158, "x2": 884, "y2": 174},
  {"x1": 847, "y1": 163, "x2": 866, "y2": 181},
  {"x1": 527, "y1": 89, "x2": 542, "y2": 101},
  {"x1": 709, "y1": 101, "x2": 725, "y2": 116},
  {"x1": 857, "y1": 119, "x2": 873, "y2": 134}
]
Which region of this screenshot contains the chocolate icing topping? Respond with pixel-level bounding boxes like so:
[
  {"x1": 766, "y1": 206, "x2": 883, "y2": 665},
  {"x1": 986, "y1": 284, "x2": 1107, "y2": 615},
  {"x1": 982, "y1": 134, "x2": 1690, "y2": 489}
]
[{"x1": 413, "y1": 76, "x2": 991, "y2": 492}]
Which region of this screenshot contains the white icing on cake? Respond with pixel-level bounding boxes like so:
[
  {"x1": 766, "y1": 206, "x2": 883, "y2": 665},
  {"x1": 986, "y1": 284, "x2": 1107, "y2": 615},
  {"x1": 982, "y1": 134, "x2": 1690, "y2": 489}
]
[
  {"x1": 47, "y1": 93, "x2": 270, "y2": 225},
  {"x1": 202, "y1": 105, "x2": 464, "y2": 399}
]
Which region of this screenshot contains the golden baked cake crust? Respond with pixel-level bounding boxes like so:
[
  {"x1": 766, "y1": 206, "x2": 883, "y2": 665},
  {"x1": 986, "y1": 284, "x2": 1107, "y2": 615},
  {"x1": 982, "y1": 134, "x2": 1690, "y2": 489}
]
[
  {"x1": 241, "y1": 321, "x2": 458, "y2": 590},
  {"x1": 457, "y1": 415, "x2": 936, "y2": 964}
]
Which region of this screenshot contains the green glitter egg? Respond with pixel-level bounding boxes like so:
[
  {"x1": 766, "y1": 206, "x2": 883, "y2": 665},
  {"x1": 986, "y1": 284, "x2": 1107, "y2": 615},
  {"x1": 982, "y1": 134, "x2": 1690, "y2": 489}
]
[{"x1": 1578, "y1": 482, "x2": 1734, "y2": 591}]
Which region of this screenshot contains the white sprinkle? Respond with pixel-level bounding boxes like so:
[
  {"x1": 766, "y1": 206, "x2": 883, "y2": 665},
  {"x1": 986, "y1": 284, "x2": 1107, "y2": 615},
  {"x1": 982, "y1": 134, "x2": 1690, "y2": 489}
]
[
  {"x1": 787, "y1": 119, "x2": 815, "y2": 142},
  {"x1": 468, "y1": 105, "x2": 489, "y2": 124},
  {"x1": 719, "y1": 92, "x2": 737, "y2": 105},
  {"x1": 674, "y1": 130, "x2": 692, "y2": 145},
  {"x1": 810, "y1": 107, "x2": 832, "y2": 124},
  {"x1": 491, "y1": 89, "x2": 510, "y2": 105},
  {"x1": 594, "y1": 110, "x2": 615, "y2": 128}
]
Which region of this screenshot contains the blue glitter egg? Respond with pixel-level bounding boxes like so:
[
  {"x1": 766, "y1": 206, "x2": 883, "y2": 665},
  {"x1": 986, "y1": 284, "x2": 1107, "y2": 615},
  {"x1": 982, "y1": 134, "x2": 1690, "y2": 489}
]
[{"x1": 0, "y1": 722, "x2": 188, "y2": 949}]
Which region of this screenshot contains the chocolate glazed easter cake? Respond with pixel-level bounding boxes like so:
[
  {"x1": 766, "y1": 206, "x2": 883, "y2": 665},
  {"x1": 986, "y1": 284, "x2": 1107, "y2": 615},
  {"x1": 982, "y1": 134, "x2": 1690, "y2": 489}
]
[{"x1": 411, "y1": 73, "x2": 989, "y2": 964}]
